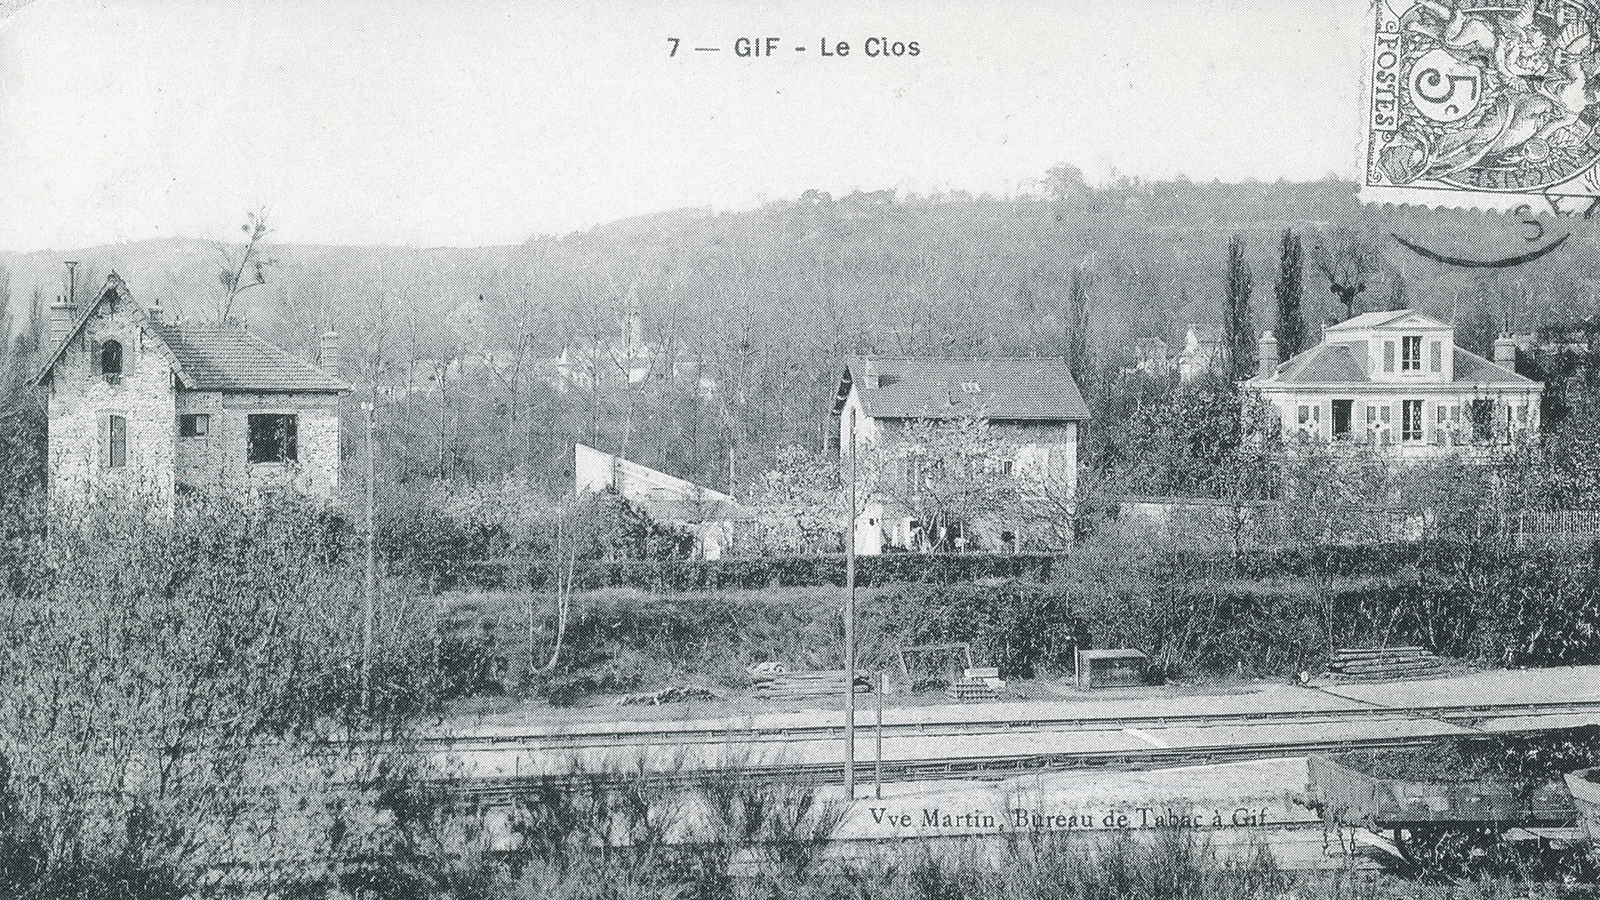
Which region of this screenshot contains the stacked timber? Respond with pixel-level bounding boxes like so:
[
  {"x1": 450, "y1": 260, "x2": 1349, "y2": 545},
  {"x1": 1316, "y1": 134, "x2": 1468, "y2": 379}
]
[
  {"x1": 1325, "y1": 647, "x2": 1441, "y2": 680},
  {"x1": 944, "y1": 678, "x2": 999, "y2": 702},
  {"x1": 752, "y1": 669, "x2": 871, "y2": 700}
]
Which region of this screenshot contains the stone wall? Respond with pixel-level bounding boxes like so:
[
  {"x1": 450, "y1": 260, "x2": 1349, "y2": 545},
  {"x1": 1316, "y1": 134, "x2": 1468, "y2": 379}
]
[
  {"x1": 175, "y1": 391, "x2": 341, "y2": 498},
  {"x1": 47, "y1": 298, "x2": 176, "y2": 503}
]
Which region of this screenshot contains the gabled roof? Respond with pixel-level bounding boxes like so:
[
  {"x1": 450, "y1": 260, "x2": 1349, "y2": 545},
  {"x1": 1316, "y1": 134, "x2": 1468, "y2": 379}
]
[
  {"x1": 35, "y1": 273, "x2": 140, "y2": 383},
  {"x1": 1325, "y1": 310, "x2": 1450, "y2": 332},
  {"x1": 835, "y1": 356, "x2": 1090, "y2": 421},
  {"x1": 152, "y1": 324, "x2": 349, "y2": 392},
  {"x1": 35, "y1": 272, "x2": 348, "y2": 393}
]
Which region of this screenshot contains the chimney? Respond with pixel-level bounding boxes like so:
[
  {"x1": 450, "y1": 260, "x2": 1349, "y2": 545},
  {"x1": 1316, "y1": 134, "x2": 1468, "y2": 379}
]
[
  {"x1": 49, "y1": 295, "x2": 75, "y2": 348},
  {"x1": 146, "y1": 298, "x2": 163, "y2": 326},
  {"x1": 320, "y1": 330, "x2": 341, "y2": 374},
  {"x1": 862, "y1": 359, "x2": 879, "y2": 389},
  {"x1": 1257, "y1": 330, "x2": 1279, "y2": 378},
  {"x1": 1493, "y1": 333, "x2": 1518, "y2": 369}
]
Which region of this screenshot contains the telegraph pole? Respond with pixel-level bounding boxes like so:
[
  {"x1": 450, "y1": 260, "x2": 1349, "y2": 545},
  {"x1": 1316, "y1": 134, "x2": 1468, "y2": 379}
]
[
  {"x1": 844, "y1": 413, "x2": 857, "y2": 798},
  {"x1": 361, "y1": 396, "x2": 376, "y2": 716}
]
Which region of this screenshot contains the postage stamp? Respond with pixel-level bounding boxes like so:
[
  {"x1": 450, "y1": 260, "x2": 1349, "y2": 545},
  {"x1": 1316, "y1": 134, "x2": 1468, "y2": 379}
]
[{"x1": 1363, "y1": 0, "x2": 1600, "y2": 214}]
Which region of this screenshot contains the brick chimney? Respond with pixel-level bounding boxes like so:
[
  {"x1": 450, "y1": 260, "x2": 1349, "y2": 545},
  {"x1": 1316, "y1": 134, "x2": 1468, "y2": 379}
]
[
  {"x1": 1257, "y1": 330, "x2": 1279, "y2": 378},
  {"x1": 319, "y1": 330, "x2": 341, "y2": 374},
  {"x1": 48, "y1": 295, "x2": 75, "y2": 348},
  {"x1": 1493, "y1": 333, "x2": 1518, "y2": 369},
  {"x1": 145, "y1": 298, "x2": 163, "y2": 326},
  {"x1": 862, "y1": 359, "x2": 879, "y2": 389}
]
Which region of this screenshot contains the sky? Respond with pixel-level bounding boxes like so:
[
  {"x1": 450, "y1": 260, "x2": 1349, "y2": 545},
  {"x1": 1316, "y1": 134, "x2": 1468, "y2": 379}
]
[{"x1": 0, "y1": 0, "x2": 1366, "y2": 252}]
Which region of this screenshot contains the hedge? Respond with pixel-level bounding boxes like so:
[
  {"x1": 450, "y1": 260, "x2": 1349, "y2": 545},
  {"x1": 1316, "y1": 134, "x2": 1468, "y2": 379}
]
[{"x1": 434, "y1": 543, "x2": 1443, "y2": 593}]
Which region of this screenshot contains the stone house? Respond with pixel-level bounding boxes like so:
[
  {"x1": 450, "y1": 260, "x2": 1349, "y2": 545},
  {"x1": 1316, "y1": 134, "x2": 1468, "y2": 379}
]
[
  {"x1": 832, "y1": 356, "x2": 1089, "y2": 554},
  {"x1": 1245, "y1": 310, "x2": 1543, "y2": 457},
  {"x1": 35, "y1": 273, "x2": 349, "y2": 502}
]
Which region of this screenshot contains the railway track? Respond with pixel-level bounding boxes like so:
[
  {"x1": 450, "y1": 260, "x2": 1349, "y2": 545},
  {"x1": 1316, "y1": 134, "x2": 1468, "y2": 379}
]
[
  {"x1": 421, "y1": 732, "x2": 1475, "y2": 802},
  {"x1": 410, "y1": 696, "x2": 1600, "y2": 752},
  {"x1": 406, "y1": 698, "x2": 1600, "y2": 802}
]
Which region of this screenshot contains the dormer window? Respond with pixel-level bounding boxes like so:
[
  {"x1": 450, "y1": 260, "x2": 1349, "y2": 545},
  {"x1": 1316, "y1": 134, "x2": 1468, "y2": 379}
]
[
  {"x1": 960, "y1": 382, "x2": 981, "y2": 394},
  {"x1": 1401, "y1": 336, "x2": 1422, "y2": 372},
  {"x1": 100, "y1": 340, "x2": 123, "y2": 378}
]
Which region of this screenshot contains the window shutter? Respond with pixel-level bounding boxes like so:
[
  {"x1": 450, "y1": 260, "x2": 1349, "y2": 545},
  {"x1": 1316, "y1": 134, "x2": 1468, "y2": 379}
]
[
  {"x1": 1383, "y1": 341, "x2": 1395, "y2": 372},
  {"x1": 1429, "y1": 341, "x2": 1442, "y2": 372},
  {"x1": 98, "y1": 414, "x2": 109, "y2": 468},
  {"x1": 124, "y1": 334, "x2": 136, "y2": 378},
  {"x1": 90, "y1": 340, "x2": 101, "y2": 376}
]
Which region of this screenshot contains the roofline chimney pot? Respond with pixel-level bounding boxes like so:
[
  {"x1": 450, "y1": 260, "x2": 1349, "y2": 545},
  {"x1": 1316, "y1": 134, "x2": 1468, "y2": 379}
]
[
  {"x1": 320, "y1": 330, "x2": 341, "y2": 374},
  {"x1": 1256, "y1": 330, "x2": 1279, "y2": 378}
]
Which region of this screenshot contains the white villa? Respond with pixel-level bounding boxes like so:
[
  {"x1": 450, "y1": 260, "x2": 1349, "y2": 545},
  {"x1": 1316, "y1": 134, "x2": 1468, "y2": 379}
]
[{"x1": 1246, "y1": 310, "x2": 1542, "y2": 456}]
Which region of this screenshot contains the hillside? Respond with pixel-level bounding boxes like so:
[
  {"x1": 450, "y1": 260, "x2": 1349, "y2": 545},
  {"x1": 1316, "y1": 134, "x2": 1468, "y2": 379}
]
[{"x1": 9, "y1": 177, "x2": 1600, "y2": 488}]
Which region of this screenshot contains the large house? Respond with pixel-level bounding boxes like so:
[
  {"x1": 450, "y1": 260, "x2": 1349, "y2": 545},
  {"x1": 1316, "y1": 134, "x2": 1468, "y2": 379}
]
[
  {"x1": 35, "y1": 273, "x2": 349, "y2": 502},
  {"x1": 1246, "y1": 310, "x2": 1542, "y2": 455},
  {"x1": 833, "y1": 356, "x2": 1089, "y2": 554}
]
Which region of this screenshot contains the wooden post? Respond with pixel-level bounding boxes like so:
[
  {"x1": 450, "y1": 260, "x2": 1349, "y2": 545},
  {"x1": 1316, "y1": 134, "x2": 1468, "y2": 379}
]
[
  {"x1": 844, "y1": 415, "x2": 857, "y2": 798},
  {"x1": 362, "y1": 397, "x2": 376, "y2": 716},
  {"x1": 874, "y1": 672, "x2": 884, "y2": 799}
]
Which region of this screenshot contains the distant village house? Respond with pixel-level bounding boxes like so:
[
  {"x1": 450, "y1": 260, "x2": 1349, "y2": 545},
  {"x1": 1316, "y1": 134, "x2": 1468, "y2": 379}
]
[
  {"x1": 35, "y1": 274, "x2": 349, "y2": 502},
  {"x1": 833, "y1": 356, "x2": 1089, "y2": 554}
]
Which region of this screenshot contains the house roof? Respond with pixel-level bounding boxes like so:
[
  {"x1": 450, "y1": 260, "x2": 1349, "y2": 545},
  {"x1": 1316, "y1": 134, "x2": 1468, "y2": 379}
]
[
  {"x1": 35, "y1": 273, "x2": 348, "y2": 393},
  {"x1": 1257, "y1": 342, "x2": 1538, "y2": 388},
  {"x1": 836, "y1": 356, "x2": 1090, "y2": 421},
  {"x1": 1324, "y1": 309, "x2": 1449, "y2": 332},
  {"x1": 1271, "y1": 342, "x2": 1369, "y2": 383},
  {"x1": 152, "y1": 324, "x2": 349, "y2": 392}
]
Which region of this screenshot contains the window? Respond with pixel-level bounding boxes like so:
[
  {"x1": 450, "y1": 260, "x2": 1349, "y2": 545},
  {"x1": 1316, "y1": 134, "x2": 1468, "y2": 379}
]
[
  {"x1": 1331, "y1": 399, "x2": 1353, "y2": 439},
  {"x1": 1469, "y1": 399, "x2": 1494, "y2": 442},
  {"x1": 179, "y1": 414, "x2": 209, "y2": 438},
  {"x1": 105, "y1": 415, "x2": 126, "y2": 468},
  {"x1": 247, "y1": 414, "x2": 298, "y2": 463},
  {"x1": 1001, "y1": 459, "x2": 1014, "y2": 476},
  {"x1": 1401, "y1": 336, "x2": 1422, "y2": 371},
  {"x1": 960, "y1": 382, "x2": 981, "y2": 394},
  {"x1": 1402, "y1": 400, "x2": 1423, "y2": 441},
  {"x1": 100, "y1": 340, "x2": 123, "y2": 377}
]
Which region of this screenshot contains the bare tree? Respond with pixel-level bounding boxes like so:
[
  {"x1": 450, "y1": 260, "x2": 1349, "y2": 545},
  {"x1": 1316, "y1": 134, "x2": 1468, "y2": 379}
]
[
  {"x1": 213, "y1": 209, "x2": 277, "y2": 323},
  {"x1": 1311, "y1": 228, "x2": 1383, "y2": 323}
]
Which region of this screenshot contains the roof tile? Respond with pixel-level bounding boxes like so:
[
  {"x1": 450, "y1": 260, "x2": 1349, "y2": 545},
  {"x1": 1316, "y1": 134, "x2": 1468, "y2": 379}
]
[
  {"x1": 154, "y1": 324, "x2": 349, "y2": 393},
  {"x1": 840, "y1": 356, "x2": 1089, "y2": 421}
]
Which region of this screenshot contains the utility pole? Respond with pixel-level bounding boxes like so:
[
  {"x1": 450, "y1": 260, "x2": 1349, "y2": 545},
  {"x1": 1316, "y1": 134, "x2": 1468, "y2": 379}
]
[
  {"x1": 844, "y1": 412, "x2": 857, "y2": 798},
  {"x1": 361, "y1": 396, "x2": 376, "y2": 716}
]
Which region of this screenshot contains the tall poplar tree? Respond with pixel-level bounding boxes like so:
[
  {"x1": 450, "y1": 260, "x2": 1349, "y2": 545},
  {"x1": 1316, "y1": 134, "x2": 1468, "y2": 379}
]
[
  {"x1": 1273, "y1": 229, "x2": 1306, "y2": 362},
  {"x1": 1223, "y1": 235, "x2": 1255, "y2": 381}
]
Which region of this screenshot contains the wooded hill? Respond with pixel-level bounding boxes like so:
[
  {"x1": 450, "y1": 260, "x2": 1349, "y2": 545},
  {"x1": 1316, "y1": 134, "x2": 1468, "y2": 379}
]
[{"x1": 8, "y1": 176, "x2": 1600, "y2": 490}]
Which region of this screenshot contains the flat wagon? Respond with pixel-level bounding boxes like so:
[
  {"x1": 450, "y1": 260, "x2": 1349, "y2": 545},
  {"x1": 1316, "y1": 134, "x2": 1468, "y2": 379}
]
[{"x1": 1306, "y1": 756, "x2": 1582, "y2": 872}]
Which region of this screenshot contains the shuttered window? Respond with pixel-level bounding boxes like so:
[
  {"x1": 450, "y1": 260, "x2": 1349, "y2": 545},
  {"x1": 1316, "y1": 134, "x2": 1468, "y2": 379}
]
[
  {"x1": 1429, "y1": 341, "x2": 1442, "y2": 372},
  {"x1": 1383, "y1": 341, "x2": 1395, "y2": 372},
  {"x1": 101, "y1": 414, "x2": 127, "y2": 468}
]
